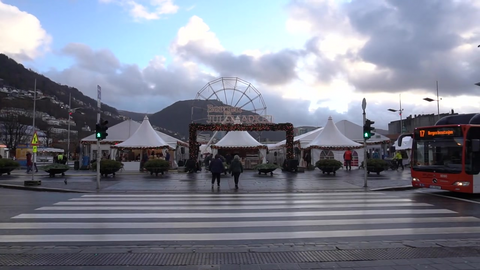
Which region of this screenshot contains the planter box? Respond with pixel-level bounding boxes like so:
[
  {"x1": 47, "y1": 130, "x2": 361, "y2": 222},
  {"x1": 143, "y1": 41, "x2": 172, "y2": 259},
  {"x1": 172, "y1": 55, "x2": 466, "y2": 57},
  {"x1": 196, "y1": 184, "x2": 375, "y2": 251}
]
[
  {"x1": 100, "y1": 168, "x2": 120, "y2": 177},
  {"x1": 45, "y1": 168, "x2": 69, "y2": 178},
  {"x1": 367, "y1": 167, "x2": 385, "y2": 175},
  {"x1": 258, "y1": 168, "x2": 276, "y2": 176},
  {"x1": 318, "y1": 167, "x2": 339, "y2": 175},
  {"x1": 147, "y1": 168, "x2": 169, "y2": 176},
  {"x1": 0, "y1": 167, "x2": 15, "y2": 176}
]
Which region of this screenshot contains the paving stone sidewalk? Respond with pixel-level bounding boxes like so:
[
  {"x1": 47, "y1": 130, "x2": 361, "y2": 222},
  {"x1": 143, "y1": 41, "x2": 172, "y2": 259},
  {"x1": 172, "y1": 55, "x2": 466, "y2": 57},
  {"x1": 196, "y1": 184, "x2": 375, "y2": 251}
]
[{"x1": 0, "y1": 167, "x2": 412, "y2": 193}]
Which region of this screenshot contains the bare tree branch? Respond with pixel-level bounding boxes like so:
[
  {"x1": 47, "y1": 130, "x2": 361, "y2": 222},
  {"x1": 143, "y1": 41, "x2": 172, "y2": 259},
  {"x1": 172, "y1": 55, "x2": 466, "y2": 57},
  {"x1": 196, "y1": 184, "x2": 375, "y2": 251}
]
[{"x1": 1, "y1": 113, "x2": 28, "y2": 156}]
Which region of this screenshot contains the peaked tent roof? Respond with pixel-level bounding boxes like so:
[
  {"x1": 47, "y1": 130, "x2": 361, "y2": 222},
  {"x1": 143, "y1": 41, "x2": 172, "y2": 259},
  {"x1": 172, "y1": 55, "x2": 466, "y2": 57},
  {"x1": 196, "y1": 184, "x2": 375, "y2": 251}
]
[
  {"x1": 270, "y1": 127, "x2": 324, "y2": 149},
  {"x1": 111, "y1": 116, "x2": 172, "y2": 149},
  {"x1": 307, "y1": 116, "x2": 363, "y2": 150},
  {"x1": 80, "y1": 118, "x2": 188, "y2": 148},
  {"x1": 335, "y1": 120, "x2": 390, "y2": 144},
  {"x1": 211, "y1": 131, "x2": 267, "y2": 149}
]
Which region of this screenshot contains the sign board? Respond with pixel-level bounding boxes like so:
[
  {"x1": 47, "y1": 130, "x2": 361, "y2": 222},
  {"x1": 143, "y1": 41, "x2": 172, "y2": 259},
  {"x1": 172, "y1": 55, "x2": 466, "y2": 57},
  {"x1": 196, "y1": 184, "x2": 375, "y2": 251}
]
[
  {"x1": 31, "y1": 132, "x2": 39, "y2": 145},
  {"x1": 32, "y1": 146, "x2": 37, "y2": 153},
  {"x1": 206, "y1": 105, "x2": 273, "y2": 124}
]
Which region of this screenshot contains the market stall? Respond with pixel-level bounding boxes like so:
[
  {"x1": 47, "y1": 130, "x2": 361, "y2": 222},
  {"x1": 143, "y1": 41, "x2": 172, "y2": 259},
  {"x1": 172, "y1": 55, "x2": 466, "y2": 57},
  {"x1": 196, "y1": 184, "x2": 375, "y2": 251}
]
[
  {"x1": 306, "y1": 117, "x2": 363, "y2": 167},
  {"x1": 111, "y1": 116, "x2": 172, "y2": 171},
  {"x1": 80, "y1": 118, "x2": 188, "y2": 168},
  {"x1": 211, "y1": 130, "x2": 267, "y2": 170}
]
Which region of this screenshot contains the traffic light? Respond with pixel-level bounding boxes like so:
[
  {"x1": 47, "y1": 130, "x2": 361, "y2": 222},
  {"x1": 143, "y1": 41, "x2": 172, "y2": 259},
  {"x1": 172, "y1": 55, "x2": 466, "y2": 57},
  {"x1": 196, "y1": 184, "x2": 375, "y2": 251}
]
[
  {"x1": 95, "y1": 123, "x2": 102, "y2": 140},
  {"x1": 363, "y1": 119, "x2": 375, "y2": 139},
  {"x1": 101, "y1": 120, "x2": 108, "y2": 140},
  {"x1": 95, "y1": 120, "x2": 109, "y2": 140}
]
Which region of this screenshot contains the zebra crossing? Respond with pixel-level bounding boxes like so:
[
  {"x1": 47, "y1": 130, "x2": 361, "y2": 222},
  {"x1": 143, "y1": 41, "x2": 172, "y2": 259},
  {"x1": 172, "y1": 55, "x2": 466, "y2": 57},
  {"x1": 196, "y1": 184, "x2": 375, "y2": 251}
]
[{"x1": 1, "y1": 192, "x2": 479, "y2": 243}]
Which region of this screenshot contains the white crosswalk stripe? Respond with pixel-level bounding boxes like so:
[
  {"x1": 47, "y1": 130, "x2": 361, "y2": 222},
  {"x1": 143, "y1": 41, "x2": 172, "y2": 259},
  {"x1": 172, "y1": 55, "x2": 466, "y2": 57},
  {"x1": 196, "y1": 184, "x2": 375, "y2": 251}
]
[{"x1": 1, "y1": 192, "x2": 479, "y2": 243}]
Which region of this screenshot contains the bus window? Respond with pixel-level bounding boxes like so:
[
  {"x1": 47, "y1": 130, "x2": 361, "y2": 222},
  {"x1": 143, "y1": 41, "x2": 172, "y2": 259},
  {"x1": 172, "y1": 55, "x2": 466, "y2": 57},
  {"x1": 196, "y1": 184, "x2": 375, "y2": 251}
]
[
  {"x1": 412, "y1": 137, "x2": 463, "y2": 173},
  {"x1": 466, "y1": 127, "x2": 480, "y2": 175}
]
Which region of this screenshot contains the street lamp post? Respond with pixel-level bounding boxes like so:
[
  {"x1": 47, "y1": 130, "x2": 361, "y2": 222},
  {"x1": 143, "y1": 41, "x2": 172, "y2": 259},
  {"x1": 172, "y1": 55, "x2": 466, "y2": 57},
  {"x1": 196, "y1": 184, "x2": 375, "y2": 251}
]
[
  {"x1": 31, "y1": 79, "x2": 37, "y2": 182},
  {"x1": 30, "y1": 80, "x2": 49, "y2": 182},
  {"x1": 388, "y1": 94, "x2": 404, "y2": 133},
  {"x1": 423, "y1": 80, "x2": 441, "y2": 121}
]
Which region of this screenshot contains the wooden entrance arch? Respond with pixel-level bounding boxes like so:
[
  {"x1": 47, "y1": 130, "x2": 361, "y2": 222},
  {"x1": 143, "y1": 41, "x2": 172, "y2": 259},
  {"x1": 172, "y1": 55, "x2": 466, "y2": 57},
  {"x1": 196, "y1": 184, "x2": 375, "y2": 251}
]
[{"x1": 189, "y1": 123, "x2": 294, "y2": 161}]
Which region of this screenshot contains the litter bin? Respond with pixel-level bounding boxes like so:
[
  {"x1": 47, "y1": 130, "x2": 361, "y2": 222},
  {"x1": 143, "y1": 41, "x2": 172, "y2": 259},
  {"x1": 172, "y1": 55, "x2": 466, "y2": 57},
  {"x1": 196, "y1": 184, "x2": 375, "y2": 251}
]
[{"x1": 74, "y1": 160, "x2": 79, "y2": 170}]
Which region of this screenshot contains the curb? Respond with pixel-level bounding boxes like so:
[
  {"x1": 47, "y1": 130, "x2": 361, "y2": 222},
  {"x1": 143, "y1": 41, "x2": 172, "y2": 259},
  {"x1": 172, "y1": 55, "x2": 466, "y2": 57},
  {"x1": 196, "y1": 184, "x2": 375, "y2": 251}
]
[
  {"x1": 0, "y1": 182, "x2": 413, "y2": 194},
  {"x1": 0, "y1": 183, "x2": 94, "y2": 193},
  {"x1": 369, "y1": 185, "x2": 415, "y2": 191},
  {"x1": 9, "y1": 171, "x2": 182, "y2": 177}
]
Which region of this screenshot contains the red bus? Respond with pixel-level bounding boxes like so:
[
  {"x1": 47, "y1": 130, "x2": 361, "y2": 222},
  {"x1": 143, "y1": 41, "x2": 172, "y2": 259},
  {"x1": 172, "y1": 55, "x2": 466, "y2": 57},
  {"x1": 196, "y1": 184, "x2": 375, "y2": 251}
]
[{"x1": 398, "y1": 113, "x2": 480, "y2": 193}]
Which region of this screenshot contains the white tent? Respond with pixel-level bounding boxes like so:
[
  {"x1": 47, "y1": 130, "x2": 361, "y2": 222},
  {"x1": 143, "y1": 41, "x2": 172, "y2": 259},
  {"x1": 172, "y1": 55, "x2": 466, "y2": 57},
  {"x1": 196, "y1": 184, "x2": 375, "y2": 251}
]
[
  {"x1": 80, "y1": 118, "x2": 188, "y2": 149},
  {"x1": 307, "y1": 117, "x2": 364, "y2": 165},
  {"x1": 270, "y1": 127, "x2": 324, "y2": 150},
  {"x1": 211, "y1": 131, "x2": 268, "y2": 164},
  {"x1": 335, "y1": 120, "x2": 391, "y2": 145},
  {"x1": 112, "y1": 116, "x2": 172, "y2": 149}
]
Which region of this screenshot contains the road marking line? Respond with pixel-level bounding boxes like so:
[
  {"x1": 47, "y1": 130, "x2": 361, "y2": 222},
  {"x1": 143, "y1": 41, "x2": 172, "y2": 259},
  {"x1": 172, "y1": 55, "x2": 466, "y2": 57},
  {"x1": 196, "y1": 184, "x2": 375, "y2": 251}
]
[
  {"x1": 55, "y1": 199, "x2": 413, "y2": 206},
  {"x1": 419, "y1": 191, "x2": 480, "y2": 205},
  {"x1": 71, "y1": 195, "x2": 394, "y2": 201},
  {"x1": 36, "y1": 203, "x2": 432, "y2": 211},
  {"x1": 2, "y1": 226, "x2": 480, "y2": 242},
  {"x1": 0, "y1": 217, "x2": 477, "y2": 230},
  {"x1": 81, "y1": 193, "x2": 386, "y2": 198},
  {"x1": 12, "y1": 209, "x2": 454, "y2": 219}
]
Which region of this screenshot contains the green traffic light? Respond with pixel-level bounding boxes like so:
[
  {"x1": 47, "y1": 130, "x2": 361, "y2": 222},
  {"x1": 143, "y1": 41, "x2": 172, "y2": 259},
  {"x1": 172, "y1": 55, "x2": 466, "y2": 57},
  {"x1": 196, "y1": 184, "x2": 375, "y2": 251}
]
[{"x1": 96, "y1": 132, "x2": 102, "y2": 138}]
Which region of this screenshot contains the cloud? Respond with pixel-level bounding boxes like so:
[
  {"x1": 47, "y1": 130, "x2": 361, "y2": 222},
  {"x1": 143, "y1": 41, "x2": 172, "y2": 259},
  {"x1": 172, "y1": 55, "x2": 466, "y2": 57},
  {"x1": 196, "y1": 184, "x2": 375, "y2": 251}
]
[
  {"x1": 46, "y1": 43, "x2": 214, "y2": 113},
  {"x1": 26, "y1": 2, "x2": 480, "y2": 130},
  {"x1": 171, "y1": 16, "x2": 301, "y2": 85},
  {"x1": 287, "y1": 0, "x2": 480, "y2": 97},
  {"x1": 0, "y1": 1, "x2": 51, "y2": 61},
  {"x1": 100, "y1": 0, "x2": 179, "y2": 20}
]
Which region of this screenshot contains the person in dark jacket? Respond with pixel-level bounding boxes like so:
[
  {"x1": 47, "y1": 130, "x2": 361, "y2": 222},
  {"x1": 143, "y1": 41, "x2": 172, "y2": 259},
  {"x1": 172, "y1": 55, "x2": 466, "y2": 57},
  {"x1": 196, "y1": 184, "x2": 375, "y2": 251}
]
[
  {"x1": 209, "y1": 154, "x2": 224, "y2": 188},
  {"x1": 229, "y1": 155, "x2": 243, "y2": 189}
]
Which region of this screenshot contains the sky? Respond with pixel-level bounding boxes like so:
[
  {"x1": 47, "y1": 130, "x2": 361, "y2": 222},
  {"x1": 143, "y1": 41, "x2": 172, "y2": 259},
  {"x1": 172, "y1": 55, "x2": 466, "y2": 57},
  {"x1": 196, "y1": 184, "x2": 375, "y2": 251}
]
[{"x1": 1, "y1": 0, "x2": 480, "y2": 130}]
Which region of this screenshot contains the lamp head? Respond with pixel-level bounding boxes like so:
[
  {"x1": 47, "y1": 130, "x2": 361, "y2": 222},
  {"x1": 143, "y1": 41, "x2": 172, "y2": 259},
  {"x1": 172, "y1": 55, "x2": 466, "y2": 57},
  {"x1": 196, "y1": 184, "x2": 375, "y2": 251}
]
[
  {"x1": 423, "y1": 97, "x2": 435, "y2": 102},
  {"x1": 388, "y1": 109, "x2": 396, "y2": 112}
]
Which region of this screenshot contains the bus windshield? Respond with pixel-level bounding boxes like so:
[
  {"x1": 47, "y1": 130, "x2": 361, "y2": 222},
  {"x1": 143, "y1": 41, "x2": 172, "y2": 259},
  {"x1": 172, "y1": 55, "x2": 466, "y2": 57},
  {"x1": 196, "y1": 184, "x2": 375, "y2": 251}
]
[{"x1": 412, "y1": 127, "x2": 463, "y2": 173}]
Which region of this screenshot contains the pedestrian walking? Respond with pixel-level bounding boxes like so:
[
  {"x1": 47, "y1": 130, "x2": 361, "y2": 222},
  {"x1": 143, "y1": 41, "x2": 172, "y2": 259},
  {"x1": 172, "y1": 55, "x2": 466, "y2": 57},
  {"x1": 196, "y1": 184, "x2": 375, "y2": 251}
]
[
  {"x1": 230, "y1": 155, "x2": 243, "y2": 189},
  {"x1": 343, "y1": 148, "x2": 353, "y2": 171},
  {"x1": 26, "y1": 152, "x2": 33, "y2": 173},
  {"x1": 209, "y1": 154, "x2": 224, "y2": 188},
  {"x1": 394, "y1": 151, "x2": 404, "y2": 170}
]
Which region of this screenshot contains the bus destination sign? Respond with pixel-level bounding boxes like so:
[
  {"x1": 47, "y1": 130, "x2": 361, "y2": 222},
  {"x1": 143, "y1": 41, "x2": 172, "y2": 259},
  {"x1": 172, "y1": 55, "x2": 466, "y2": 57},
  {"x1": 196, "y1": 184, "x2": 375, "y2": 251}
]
[{"x1": 416, "y1": 127, "x2": 462, "y2": 139}]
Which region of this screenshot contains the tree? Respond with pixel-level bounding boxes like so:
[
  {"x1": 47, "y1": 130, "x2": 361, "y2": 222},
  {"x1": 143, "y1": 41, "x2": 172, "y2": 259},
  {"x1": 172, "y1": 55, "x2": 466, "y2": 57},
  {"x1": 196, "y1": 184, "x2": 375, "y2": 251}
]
[
  {"x1": 1, "y1": 113, "x2": 28, "y2": 156},
  {"x1": 37, "y1": 120, "x2": 55, "y2": 147}
]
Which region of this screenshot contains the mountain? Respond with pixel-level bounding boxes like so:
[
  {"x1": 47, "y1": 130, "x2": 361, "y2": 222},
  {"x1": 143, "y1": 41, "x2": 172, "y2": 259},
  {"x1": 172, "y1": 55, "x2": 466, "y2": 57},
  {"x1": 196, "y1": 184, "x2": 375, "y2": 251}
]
[
  {"x1": 0, "y1": 54, "x2": 287, "y2": 143},
  {"x1": 0, "y1": 54, "x2": 123, "y2": 136},
  {"x1": 148, "y1": 99, "x2": 286, "y2": 142},
  {"x1": 117, "y1": 110, "x2": 150, "y2": 122}
]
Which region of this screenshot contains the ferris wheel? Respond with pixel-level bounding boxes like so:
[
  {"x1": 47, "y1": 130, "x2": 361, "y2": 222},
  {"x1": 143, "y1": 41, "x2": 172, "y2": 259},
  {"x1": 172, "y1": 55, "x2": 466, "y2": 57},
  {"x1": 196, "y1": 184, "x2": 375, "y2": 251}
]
[{"x1": 191, "y1": 77, "x2": 267, "y2": 123}]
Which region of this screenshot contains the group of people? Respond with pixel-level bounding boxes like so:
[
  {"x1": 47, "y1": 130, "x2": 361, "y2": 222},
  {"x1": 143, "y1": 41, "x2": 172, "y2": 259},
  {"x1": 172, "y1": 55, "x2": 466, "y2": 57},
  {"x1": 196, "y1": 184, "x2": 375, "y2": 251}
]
[
  {"x1": 208, "y1": 154, "x2": 243, "y2": 189},
  {"x1": 343, "y1": 148, "x2": 405, "y2": 171},
  {"x1": 25, "y1": 152, "x2": 67, "y2": 173}
]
